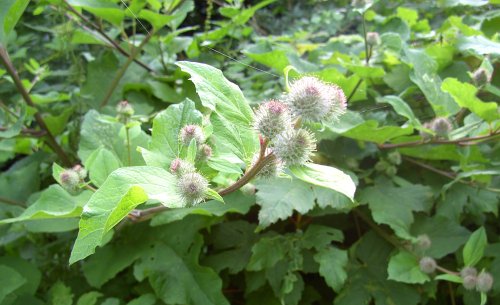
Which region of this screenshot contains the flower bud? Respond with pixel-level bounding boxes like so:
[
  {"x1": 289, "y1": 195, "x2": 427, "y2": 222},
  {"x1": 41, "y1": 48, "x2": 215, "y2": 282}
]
[
  {"x1": 385, "y1": 165, "x2": 397, "y2": 177},
  {"x1": 253, "y1": 100, "x2": 291, "y2": 140},
  {"x1": 60, "y1": 169, "x2": 81, "y2": 194},
  {"x1": 476, "y1": 272, "x2": 494, "y2": 293},
  {"x1": 116, "y1": 101, "x2": 134, "y2": 116},
  {"x1": 460, "y1": 267, "x2": 477, "y2": 278},
  {"x1": 431, "y1": 117, "x2": 452, "y2": 138},
  {"x1": 420, "y1": 122, "x2": 433, "y2": 141},
  {"x1": 169, "y1": 158, "x2": 195, "y2": 177},
  {"x1": 387, "y1": 151, "x2": 401, "y2": 165},
  {"x1": 463, "y1": 275, "x2": 477, "y2": 290},
  {"x1": 366, "y1": 32, "x2": 381, "y2": 46},
  {"x1": 285, "y1": 76, "x2": 347, "y2": 123},
  {"x1": 419, "y1": 257, "x2": 436, "y2": 274},
  {"x1": 272, "y1": 128, "x2": 316, "y2": 166},
  {"x1": 416, "y1": 234, "x2": 432, "y2": 251},
  {"x1": 197, "y1": 144, "x2": 212, "y2": 161},
  {"x1": 472, "y1": 68, "x2": 491, "y2": 87},
  {"x1": 179, "y1": 124, "x2": 205, "y2": 146},
  {"x1": 177, "y1": 172, "x2": 208, "y2": 206},
  {"x1": 72, "y1": 165, "x2": 87, "y2": 180}
]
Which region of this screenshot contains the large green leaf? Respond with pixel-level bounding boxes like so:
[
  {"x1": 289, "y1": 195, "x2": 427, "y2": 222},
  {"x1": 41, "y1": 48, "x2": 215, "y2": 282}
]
[
  {"x1": 134, "y1": 218, "x2": 229, "y2": 305},
  {"x1": 79, "y1": 110, "x2": 149, "y2": 166},
  {"x1": 177, "y1": 61, "x2": 258, "y2": 162},
  {"x1": 359, "y1": 182, "x2": 433, "y2": 239},
  {"x1": 387, "y1": 251, "x2": 430, "y2": 284},
  {"x1": 0, "y1": 185, "x2": 90, "y2": 224},
  {"x1": 463, "y1": 227, "x2": 487, "y2": 267},
  {"x1": 442, "y1": 78, "x2": 499, "y2": 122},
  {"x1": 314, "y1": 247, "x2": 348, "y2": 292},
  {"x1": 0, "y1": 0, "x2": 29, "y2": 46},
  {"x1": 69, "y1": 166, "x2": 183, "y2": 264},
  {"x1": 0, "y1": 265, "x2": 26, "y2": 304},
  {"x1": 404, "y1": 48, "x2": 459, "y2": 116},
  {"x1": 141, "y1": 99, "x2": 202, "y2": 168},
  {"x1": 289, "y1": 163, "x2": 356, "y2": 201},
  {"x1": 68, "y1": 0, "x2": 124, "y2": 26}
]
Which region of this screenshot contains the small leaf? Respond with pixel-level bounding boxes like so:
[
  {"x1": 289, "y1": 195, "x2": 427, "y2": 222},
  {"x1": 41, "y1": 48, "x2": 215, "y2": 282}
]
[
  {"x1": 434, "y1": 274, "x2": 463, "y2": 283},
  {"x1": 463, "y1": 227, "x2": 487, "y2": 267},
  {"x1": 204, "y1": 188, "x2": 224, "y2": 203},
  {"x1": 387, "y1": 251, "x2": 430, "y2": 284},
  {"x1": 289, "y1": 163, "x2": 356, "y2": 201},
  {"x1": 314, "y1": 247, "x2": 348, "y2": 292},
  {"x1": 69, "y1": 167, "x2": 183, "y2": 264}
]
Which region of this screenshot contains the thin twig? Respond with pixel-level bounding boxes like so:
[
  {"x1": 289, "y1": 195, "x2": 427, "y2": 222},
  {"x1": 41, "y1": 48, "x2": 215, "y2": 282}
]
[
  {"x1": 62, "y1": 0, "x2": 154, "y2": 73},
  {"x1": 378, "y1": 131, "x2": 500, "y2": 149},
  {"x1": 346, "y1": 13, "x2": 371, "y2": 103},
  {"x1": 0, "y1": 47, "x2": 72, "y2": 166},
  {"x1": 99, "y1": 31, "x2": 154, "y2": 109},
  {"x1": 0, "y1": 126, "x2": 47, "y2": 137},
  {"x1": 0, "y1": 196, "x2": 25, "y2": 207}
]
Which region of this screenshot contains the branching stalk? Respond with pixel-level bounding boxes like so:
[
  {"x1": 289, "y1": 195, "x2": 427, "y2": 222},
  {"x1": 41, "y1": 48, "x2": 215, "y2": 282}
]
[
  {"x1": 99, "y1": 31, "x2": 154, "y2": 109},
  {"x1": 378, "y1": 131, "x2": 500, "y2": 149},
  {"x1": 0, "y1": 47, "x2": 72, "y2": 166}
]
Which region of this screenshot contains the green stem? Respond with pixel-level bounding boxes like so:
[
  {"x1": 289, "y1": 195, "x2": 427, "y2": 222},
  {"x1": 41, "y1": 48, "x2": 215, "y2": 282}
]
[
  {"x1": 126, "y1": 125, "x2": 131, "y2": 166},
  {"x1": 0, "y1": 47, "x2": 72, "y2": 166},
  {"x1": 99, "y1": 31, "x2": 154, "y2": 109},
  {"x1": 0, "y1": 196, "x2": 25, "y2": 207}
]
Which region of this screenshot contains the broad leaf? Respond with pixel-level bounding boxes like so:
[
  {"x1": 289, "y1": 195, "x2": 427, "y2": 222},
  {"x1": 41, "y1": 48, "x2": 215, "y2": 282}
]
[
  {"x1": 0, "y1": 265, "x2": 26, "y2": 304},
  {"x1": 177, "y1": 61, "x2": 258, "y2": 162},
  {"x1": 289, "y1": 163, "x2": 356, "y2": 201},
  {"x1": 463, "y1": 227, "x2": 487, "y2": 267},
  {"x1": 442, "y1": 78, "x2": 499, "y2": 122},
  {"x1": 69, "y1": 167, "x2": 183, "y2": 264},
  {"x1": 141, "y1": 99, "x2": 202, "y2": 168},
  {"x1": 387, "y1": 251, "x2": 430, "y2": 284},
  {"x1": 0, "y1": 0, "x2": 29, "y2": 46},
  {"x1": 314, "y1": 247, "x2": 348, "y2": 292}
]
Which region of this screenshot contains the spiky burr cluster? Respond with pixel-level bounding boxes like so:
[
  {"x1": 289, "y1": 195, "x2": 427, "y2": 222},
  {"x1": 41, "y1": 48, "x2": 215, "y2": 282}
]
[
  {"x1": 177, "y1": 172, "x2": 209, "y2": 206},
  {"x1": 459, "y1": 267, "x2": 494, "y2": 292},
  {"x1": 59, "y1": 165, "x2": 87, "y2": 194},
  {"x1": 284, "y1": 76, "x2": 347, "y2": 123},
  {"x1": 250, "y1": 76, "x2": 347, "y2": 178},
  {"x1": 420, "y1": 117, "x2": 453, "y2": 140},
  {"x1": 179, "y1": 124, "x2": 205, "y2": 146}
]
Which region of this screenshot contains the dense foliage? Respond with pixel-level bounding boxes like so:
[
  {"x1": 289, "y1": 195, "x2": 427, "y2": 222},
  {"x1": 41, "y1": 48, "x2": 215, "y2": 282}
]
[{"x1": 1, "y1": 0, "x2": 500, "y2": 304}]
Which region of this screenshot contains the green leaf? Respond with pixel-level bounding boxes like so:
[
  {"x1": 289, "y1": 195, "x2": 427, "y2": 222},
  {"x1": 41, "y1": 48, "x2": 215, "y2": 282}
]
[
  {"x1": 435, "y1": 274, "x2": 463, "y2": 283},
  {"x1": 68, "y1": 0, "x2": 124, "y2": 26},
  {"x1": 135, "y1": 239, "x2": 229, "y2": 305},
  {"x1": 327, "y1": 111, "x2": 414, "y2": 144},
  {"x1": 204, "y1": 188, "x2": 224, "y2": 203},
  {"x1": 0, "y1": 265, "x2": 26, "y2": 304},
  {"x1": 247, "y1": 236, "x2": 288, "y2": 271},
  {"x1": 186, "y1": 139, "x2": 197, "y2": 163},
  {"x1": 84, "y1": 147, "x2": 121, "y2": 187},
  {"x1": 126, "y1": 294, "x2": 156, "y2": 305},
  {"x1": 359, "y1": 182, "x2": 433, "y2": 239},
  {"x1": 69, "y1": 166, "x2": 183, "y2": 264},
  {"x1": 141, "y1": 99, "x2": 202, "y2": 168},
  {"x1": 0, "y1": 185, "x2": 90, "y2": 224},
  {"x1": 441, "y1": 78, "x2": 499, "y2": 122},
  {"x1": 376, "y1": 95, "x2": 420, "y2": 127},
  {"x1": 151, "y1": 192, "x2": 253, "y2": 226},
  {"x1": 289, "y1": 163, "x2": 356, "y2": 201},
  {"x1": 245, "y1": 49, "x2": 290, "y2": 72},
  {"x1": 48, "y1": 281, "x2": 73, "y2": 305},
  {"x1": 463, "y1": 227, "x2": 487, "y2": 267},
  {"x1": 0, "y1": 257, "x2": 41, "y2": 295},
  {"x1": 456, "y1": 35, "x2": 500, "y2": 57},
  {"x1": 136, "y1": 10, "x2": 174, "y2": 30},
  {"x1": 388, "y1": 251, "x2": 430, "y2": 284},
  {"x1": 76, "y1": 291, "x2": 103, "y2": 305},
  {"x1": 177, "y1": 61, "x2": 258, "y2": 162},
  {"x1": 314, "y1": 247, "x2": 348, "y2": 292},
  {"x1": 79, "y1": 110, "x2": 149, "y2": 166},
  {"x1": 0, "y1": 103, "x2": 26, "y2": 138},
  {"x1": 204, "y1": 220, "x2": 258, "y2": 274},
  {"x1": 404, "y1": 48, "x2": 460, "y2": 116},
  {"x1": 0, "y1": 0, "x2": 29, "y2": 46}
]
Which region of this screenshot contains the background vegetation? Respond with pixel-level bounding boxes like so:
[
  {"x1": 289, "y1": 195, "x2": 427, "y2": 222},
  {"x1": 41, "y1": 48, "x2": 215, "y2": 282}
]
[{"x1": 0, "y1": 0, "x2": 499, "y2": 304}]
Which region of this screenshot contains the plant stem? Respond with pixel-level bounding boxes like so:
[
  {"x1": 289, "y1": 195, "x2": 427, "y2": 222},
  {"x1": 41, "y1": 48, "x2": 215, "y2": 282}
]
[
  {"x1": 126, "y1": 126, "x2": 131, "y2": 166},
  {"x1": 62, "y1": 1, "x2": 154, "y2": 73},
  {"x1": 346, "y1": 13, "x2": 371, "y2": 103},
  {"x1": 378, "y1": 131, "x2": 500, "y2": 149},
  {"x1": 0, "y1": 47, "x2": 72, "y2": 166},
  {"x1": 129, "y1": 136, "x2": 273, "y2": 220},
  {"x1": 0, "y1": 126, "x2": 47, "y2": 137},
  {"x1": 99, "y1": 31, "x2": 154, "y2": 109},
  {"x1": 0, "y1": 196, "x2": 25, "y2": 207}
]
